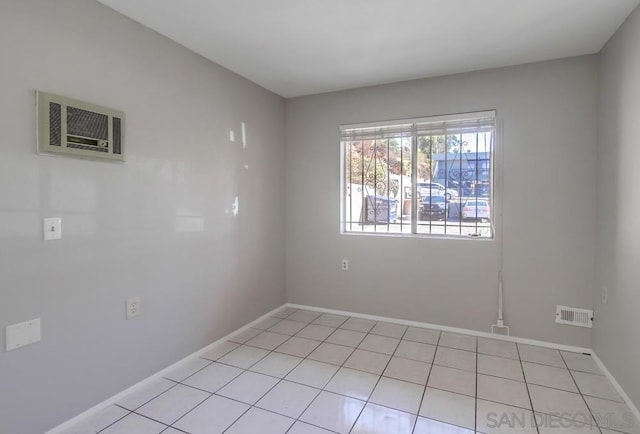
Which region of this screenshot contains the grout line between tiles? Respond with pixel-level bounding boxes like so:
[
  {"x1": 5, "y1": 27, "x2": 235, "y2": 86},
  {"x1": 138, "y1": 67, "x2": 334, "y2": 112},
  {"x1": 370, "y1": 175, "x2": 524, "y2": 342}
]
[
  {"x1": 411, "y1": 329, "x2": 442, "y2": 434},
  {"x1": 516, "y1": 343, "x2": 541, "y2": 434}
]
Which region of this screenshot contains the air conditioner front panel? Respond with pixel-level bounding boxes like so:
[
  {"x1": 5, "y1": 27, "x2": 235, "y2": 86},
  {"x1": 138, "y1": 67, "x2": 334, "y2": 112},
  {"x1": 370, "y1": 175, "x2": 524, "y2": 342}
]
[{"x1": 37, "y1": 91, "x2": 125, "y2": 162}]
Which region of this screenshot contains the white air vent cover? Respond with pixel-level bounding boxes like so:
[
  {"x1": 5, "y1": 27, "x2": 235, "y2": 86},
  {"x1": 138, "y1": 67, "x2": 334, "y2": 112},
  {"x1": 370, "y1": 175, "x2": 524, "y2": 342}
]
[
  {"x1": 556, "y1": 305, "x2": 593, "y2": 328},
  {"x1": 37, "y1": 91, "x2": 125, "y2": 162}
]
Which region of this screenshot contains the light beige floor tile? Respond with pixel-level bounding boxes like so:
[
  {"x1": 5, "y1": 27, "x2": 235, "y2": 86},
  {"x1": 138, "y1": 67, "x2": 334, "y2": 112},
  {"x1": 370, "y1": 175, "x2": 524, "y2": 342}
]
[
  {"x1": 256, "y1": 380, "x2": 320, "y2": 418},
  {"x1": 268, "y1": 319, "x2": 307, "y2": 336},
  {"x1": 285, "y1": 359, "x2": 339, "y2": 388},
  {"x1": 343, "y1": 349, "x2": 391, "y2": 375},
  {"x1": 182, "y1": 362, "x2": 243, "y2": 393},
  {"x1": 325, "y1": 367, "x2": 380, "y2": 400},
  {"x1": 403, "y1": 327, "x2": 441, "y2": 345},
  {"x1": 434, "y1": 346, "x2": 476, "y2": 372},
  {"x1": 370, "y1": 322, "x2": 408, "y2": 339},
  {"x1": 428, "y1": 365, "x2": 476, "y2": 396},
  {"x1": 369, "y1": 377, "x2": 425, "y2": 414},
  {"x1": 100, "y1": 413, "x2": 165, "y2": 434},
  {"x1": 419, "y1": 387, "x2": 476, "y2": 430},
  {"x1": 523, "y1": 362, "x2": 578, "y2": 393},
  {"x1": 351, "y1": 403, "x2": 416, "y2": 434},
  {"x1": 478, "y1": 374, "x2": 531, "y2": 409},
  {"x1": 300, "y1": 391, "x2": 365, "y2": 434},
  {"x1": 528, "y1": 385, "x2": 590, "y2": 421},
  {"x1": 478, "y1": 337, "x2": 519, "y2": 359},
  {"x1": 518, "y1": 345, "x2": 565, "y2": 368},
  {"x1": 478, "y1": 354, "x2": 525, "y2": 381},
  {"x1": 225, "y1": 407, "x2": 294, "y2": 434},
  {"x1": 136, "y1": 384, "x2": 210, "y2": 425},
  {"x1": 287, "y1": 310, "x2": 322, "y2": 323},
  {"x1": 245, "y1": 331, "x2": 290, "y2": 350},
  {"x1": 288, "y1": 421, "x2": 335, "y2": 434},
  {"x1": 340, "y1": 317, "x2": 376, "y2": 333},
  {"x1": 173, "y1": 394, "x2": 249, "y2": 434},
  {"x1": 414, "y1": 416, "x2": 474, "y2": 433},
  {"x1": 439, "y1": 332, "x2": 477, "y2": 352},
  {"x1": 217, "y1": 345, "x2": 269, "y2": 369},
  {"x1": 477, "y1": 399, "x2": 538, "y2": 433},
  {"x1": 308, "y1": 342, "x2": 354, "y2": 365},
  {"x1": 561, "y1": 352, "x2": 602, "y2": 375},
  {"x1": 395, "y1": 340, "x2": 437, "y2": 363},
  {"x1": 296, "y1": 324, "x2": 336, "y2": 341},
  {"x1": 584, "y1": 396, "x2": 640, "y2": 434},
  {"x1": 384, "y1": 356, "x2": 431, "y2": 385},
  {"x1": 249, "y1": 352, "x2": 302, "y2": 378},
  {"x1": 326, "y1": 329, "x2": 367, "y2": 347},
  {"x1": 275, "y1": 336, "x2": 321, "y2": 357},
  {"x1": 358, "y1": 334, "x2": 400, "y2": 355},
  {"x1": 572, "y1": 370, "x2": 622, "y2": 402},
  {"x1": 216, "y1": 371, "x2": 279, "y2": 405},
  {"x1": 312, "y1": 313, "x2": 349, "y2": 328}
]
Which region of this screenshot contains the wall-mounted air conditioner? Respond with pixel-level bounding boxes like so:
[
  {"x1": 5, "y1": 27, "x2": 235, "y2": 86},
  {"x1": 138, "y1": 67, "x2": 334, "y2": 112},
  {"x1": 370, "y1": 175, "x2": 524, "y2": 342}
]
[{"x1": 36, "y1": 91, "x2": 125, "y2": 162}]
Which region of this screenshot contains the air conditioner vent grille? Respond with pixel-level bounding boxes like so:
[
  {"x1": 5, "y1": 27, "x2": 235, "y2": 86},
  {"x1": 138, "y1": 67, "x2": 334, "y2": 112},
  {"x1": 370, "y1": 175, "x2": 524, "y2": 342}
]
[
  {"x1": 49, "y1": 103, "x2": 61, "y2": 146},
  {"x1": 113, "y1": 117, "x2": 122, "y2": 155},
  {"x1": 67, "y1": 143, "x2": 108, "y2": 153},
  {"x1": 556, "y1": 305, "x2": 593, "y2": 328},
  {"x1": 67, "y1": 106, "x2": 108, "y2": 140},
  {"x1": 37, "y1": 91, "x2": 125, "y2": 162}
]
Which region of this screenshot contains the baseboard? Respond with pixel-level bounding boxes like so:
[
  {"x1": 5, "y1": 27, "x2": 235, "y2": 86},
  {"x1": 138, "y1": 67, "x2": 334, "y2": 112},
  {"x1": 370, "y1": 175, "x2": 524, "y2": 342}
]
[
  {"x1": 46, "y1": 303, "x2": 288, "y2": 434},
  {"x1": 591, "y1": 352, "x2": 640, "y2": 424},
  {"x1": 286, "y1": 303, "x2": 591, "y2": 354}
]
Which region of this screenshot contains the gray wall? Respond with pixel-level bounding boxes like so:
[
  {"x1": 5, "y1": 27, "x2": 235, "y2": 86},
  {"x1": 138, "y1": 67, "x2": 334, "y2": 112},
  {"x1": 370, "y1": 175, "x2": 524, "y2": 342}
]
[
  {"x1": 594, "y1": 5, "x2": 640, "y2": 408},
  {"x1": 285, "y1": 57, "x2": 598, "y2": 348},
  {"x1": 0, "y1": 1, "x2": 285, "y2": 433}
]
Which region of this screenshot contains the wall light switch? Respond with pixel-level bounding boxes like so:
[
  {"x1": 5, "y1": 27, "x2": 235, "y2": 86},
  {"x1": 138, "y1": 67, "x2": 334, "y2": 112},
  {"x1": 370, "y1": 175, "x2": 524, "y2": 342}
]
[
  {"x1": 43, "y1": 218, "x2": 62, "y2": 241},
  {"x1": 229, "y1": 130, "x2": 235, "y2": 142},
  {"x1": 6, "y1": 318, "x2": 41, "y2": 351}
]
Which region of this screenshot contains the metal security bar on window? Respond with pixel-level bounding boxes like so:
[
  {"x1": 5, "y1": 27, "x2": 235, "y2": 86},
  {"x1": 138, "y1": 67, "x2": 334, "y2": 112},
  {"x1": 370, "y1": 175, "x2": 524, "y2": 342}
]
[{"x1": 341, "y1": 111, "x2": 496, "y2": 238}]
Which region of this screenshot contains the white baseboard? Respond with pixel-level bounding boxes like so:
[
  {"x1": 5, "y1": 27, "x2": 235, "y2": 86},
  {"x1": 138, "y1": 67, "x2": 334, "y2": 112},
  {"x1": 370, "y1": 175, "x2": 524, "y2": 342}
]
[
  {"x1": 287, "y1": 303, "x2": 592, "y2": 354},
  {"x1": 46, "y1": 304, "x2": 288, "y2": 434},
  {"x1": 591, "y1": 352, "x2": 640, "y2": 424}
]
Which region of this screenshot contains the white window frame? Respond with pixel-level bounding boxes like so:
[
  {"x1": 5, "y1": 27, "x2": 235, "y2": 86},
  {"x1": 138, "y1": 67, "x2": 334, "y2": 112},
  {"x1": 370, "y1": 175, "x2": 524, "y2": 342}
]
[{"x1": 340, "y1": 110, "x2": 498, "y2": 240}]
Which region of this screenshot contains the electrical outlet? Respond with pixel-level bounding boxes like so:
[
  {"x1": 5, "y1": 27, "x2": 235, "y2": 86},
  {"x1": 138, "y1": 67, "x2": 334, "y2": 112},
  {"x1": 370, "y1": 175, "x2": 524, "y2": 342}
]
[
  {"x1": 126, "y1": 297, "x2": 141, "y2": 319},
  {"x1": 602, "y1": 286, "x2": 608, "y2": 305},
  {"x1": 341, "y1": 259, "x2": 349, "y2": 271}
]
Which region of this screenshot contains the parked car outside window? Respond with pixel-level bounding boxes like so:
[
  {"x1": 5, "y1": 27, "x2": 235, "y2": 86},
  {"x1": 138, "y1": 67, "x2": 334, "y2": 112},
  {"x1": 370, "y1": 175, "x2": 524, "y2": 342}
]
[
  {"x1": 420, "y1": 195, "x2": 448, "y2": 220},
  {"x1": 462, "y1": 199, "x2": 490, "y2": 222}
]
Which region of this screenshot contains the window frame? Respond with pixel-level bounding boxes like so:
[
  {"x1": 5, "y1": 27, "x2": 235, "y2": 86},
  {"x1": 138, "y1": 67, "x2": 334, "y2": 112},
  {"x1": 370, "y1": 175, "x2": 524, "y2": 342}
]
[{"x1": 339, "y1": 110, "x2": 499, "y2": 240}]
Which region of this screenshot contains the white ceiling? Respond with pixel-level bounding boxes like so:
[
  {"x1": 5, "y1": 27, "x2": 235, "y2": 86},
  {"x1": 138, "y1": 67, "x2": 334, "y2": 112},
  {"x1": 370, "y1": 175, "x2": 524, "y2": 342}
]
[{"x1": 98, "y1": 0, "x2": 639, "y2": 98}]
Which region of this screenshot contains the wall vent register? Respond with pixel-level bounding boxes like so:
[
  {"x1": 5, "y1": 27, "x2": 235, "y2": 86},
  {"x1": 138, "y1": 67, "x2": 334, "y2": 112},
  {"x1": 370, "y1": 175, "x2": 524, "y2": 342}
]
[{"x1": 37, "y1": 91, "x2": 125, "y2": 161}]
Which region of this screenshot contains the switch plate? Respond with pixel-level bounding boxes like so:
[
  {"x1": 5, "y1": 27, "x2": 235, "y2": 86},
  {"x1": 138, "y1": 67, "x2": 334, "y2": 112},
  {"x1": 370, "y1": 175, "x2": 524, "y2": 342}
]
[
  {"x1": 43, "y1": 217, "x2": 62, "y2": 241},
  {"x1": 341, "y1": 259, "x2": 349, "y2": 271},
  {"x1": 602, "y1": 286, "x2": 608, "y2": 304},
  {"x1": 229, "y1": 130, "x2": 235, "y2": 142},
  {"x1": 6, "y1": 318, "x2": 41, "y2": 351},
  {"x1": 126, "y1": 297, "x2": 141, "y2": 320}
]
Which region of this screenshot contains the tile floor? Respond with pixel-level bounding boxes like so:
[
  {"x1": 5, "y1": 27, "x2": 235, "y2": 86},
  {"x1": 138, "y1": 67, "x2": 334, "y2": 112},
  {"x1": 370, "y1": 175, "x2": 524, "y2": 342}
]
[{"x1": 61, "y1": 307, "x2": 640, "y2": 434}]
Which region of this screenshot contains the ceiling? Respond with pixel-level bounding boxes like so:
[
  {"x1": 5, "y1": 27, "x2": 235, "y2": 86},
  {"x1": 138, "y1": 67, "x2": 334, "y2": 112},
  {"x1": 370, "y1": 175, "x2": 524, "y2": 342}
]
[{"x1": 98, "y1": 0, "x2": 640, "y2": 98}]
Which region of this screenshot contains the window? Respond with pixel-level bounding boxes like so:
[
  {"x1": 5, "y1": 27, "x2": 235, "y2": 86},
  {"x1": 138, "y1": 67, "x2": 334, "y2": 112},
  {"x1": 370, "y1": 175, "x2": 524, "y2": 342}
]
[{"x1": 341, "y1": 111, "x2": 496, "y2": 238}]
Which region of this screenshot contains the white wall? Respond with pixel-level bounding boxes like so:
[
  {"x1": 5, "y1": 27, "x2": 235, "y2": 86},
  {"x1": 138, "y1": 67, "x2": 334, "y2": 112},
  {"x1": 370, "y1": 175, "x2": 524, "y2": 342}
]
[
  {"x1": 285, "y1": 56, "x2": 597, "y2": 348},
  {"x1": 594, "y1": 4, "x2": 640, "y2": 408},
  {"x1": 0, "y1": 1, "x2": 285, "y2": 433}
]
